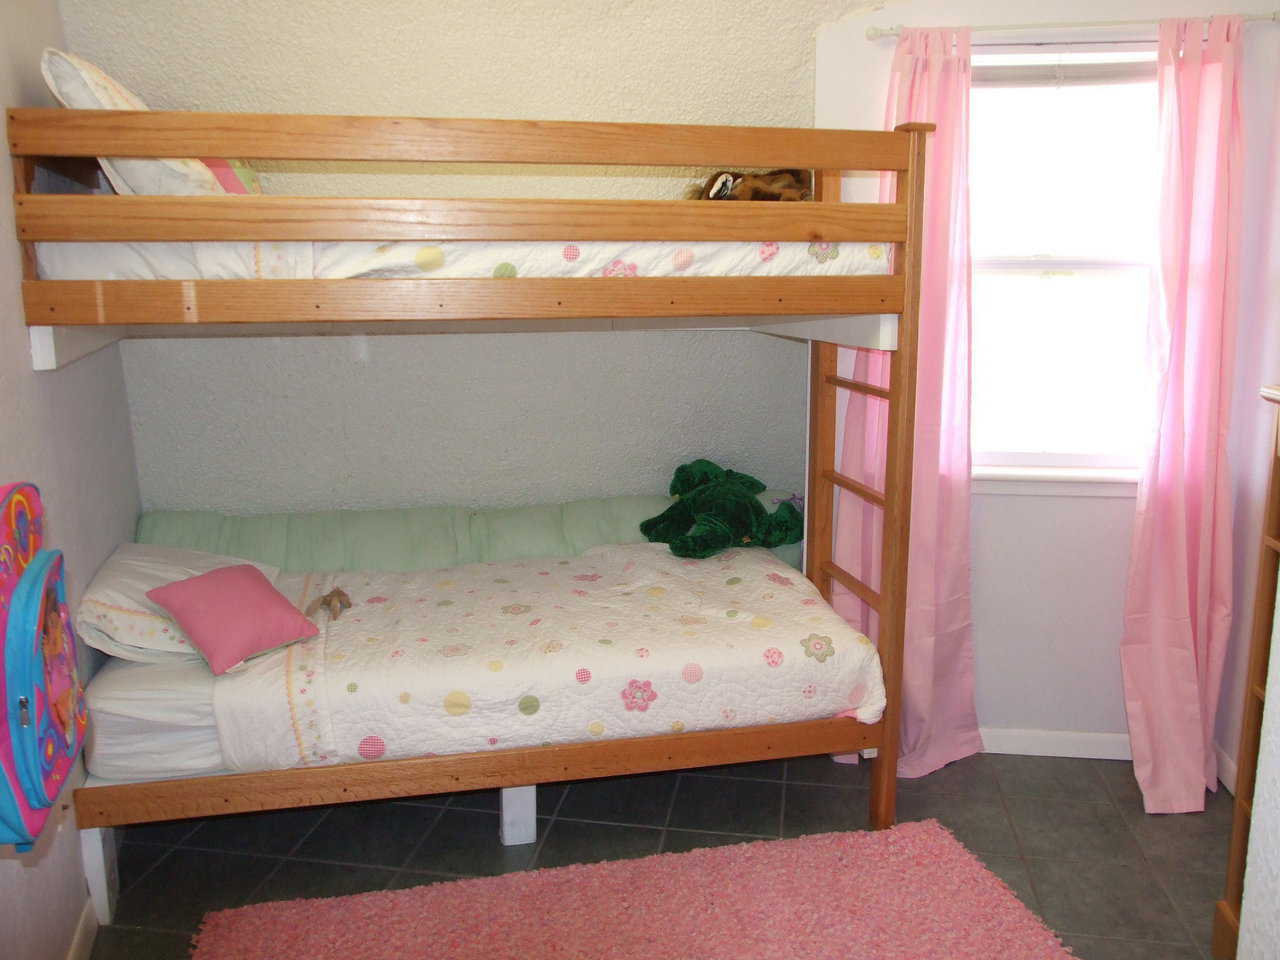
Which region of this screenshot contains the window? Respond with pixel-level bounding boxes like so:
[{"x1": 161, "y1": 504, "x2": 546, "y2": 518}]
[{"x1": 969, "y1": 51, "x2": 1158, "y2": 471}]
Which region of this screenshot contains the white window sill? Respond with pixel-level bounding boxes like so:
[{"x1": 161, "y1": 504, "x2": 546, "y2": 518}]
[{"x1": 971, "y1": 465, "x2": 1141, "y2": 498}]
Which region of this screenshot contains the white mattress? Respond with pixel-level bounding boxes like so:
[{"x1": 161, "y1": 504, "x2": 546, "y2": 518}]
[
  {"x1": 36, "y1": 238, "x2": 890, "y2": 281},
  {"x1": 84, "y1": 657, "x2": 224, "y2": 782}
]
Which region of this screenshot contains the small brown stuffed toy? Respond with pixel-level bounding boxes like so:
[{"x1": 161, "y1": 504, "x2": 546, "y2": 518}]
[
  {"x1": 306, "y1": 587, "x2": 353, "y2": 622},
  {"x1": 685, "y1": 169, "x2": 812, "y2": 201}
]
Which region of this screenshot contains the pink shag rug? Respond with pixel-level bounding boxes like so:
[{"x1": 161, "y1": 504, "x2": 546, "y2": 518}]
[{"x1": 193, "y1": 820, "x2": 1073, "y2": 960}]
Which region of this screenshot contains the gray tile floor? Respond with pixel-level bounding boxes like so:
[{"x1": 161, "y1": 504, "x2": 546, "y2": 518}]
[{"x1": 89, "y1": 753, "x2": 1232, "y2": 960}]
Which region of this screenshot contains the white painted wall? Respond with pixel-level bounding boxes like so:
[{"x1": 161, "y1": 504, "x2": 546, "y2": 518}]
[
  {"x1": 120, "y1": 331, "x2": 807, "y2": 512},
  {"x1": 970, "y1": 484, "x2": 1136, "y2": 751},
  {"x1": 1234, "y1": 21, "x2": 1280, "y2": 959},
  {"x1": 0, "y1": 3, "x2": 141, "y2": 958},
  {"x1": 1242, "y1": 581, "x2": 1280, "y2": 957},
  {"x1": 1219, "y1": 19, "x2": 1280, "y2": 799},
  {"x1": 817, "y1": 0, "x2": 1280, "y2": 764},
  {"x1": 56, "y1": 0, "x2": 867, "y2": 513},
  {"x1": 54, "y1": 0, "x2": 1279, "y2": 770}
]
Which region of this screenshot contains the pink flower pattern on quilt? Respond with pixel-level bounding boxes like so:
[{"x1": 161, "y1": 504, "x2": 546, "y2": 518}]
[
  {"x1": 602, "y1": 259, "x2": 638, "y2": 277},
  {"x1": 621, "y1": 678, "x2": 658, "y2": 712}
]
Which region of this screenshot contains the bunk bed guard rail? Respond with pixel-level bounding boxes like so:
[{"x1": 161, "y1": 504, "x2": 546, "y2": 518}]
[{"x1": 8, "y1": 109, "x2": 931, "y2": 329}]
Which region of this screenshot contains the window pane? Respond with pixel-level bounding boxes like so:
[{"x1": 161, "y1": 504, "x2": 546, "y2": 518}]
[
  {"x1": 971, "y1": 267, "x2": 1152, "y2": 464},
  {"x1": 970, "y1": 82, "x2": 1158, "y2": 261}
]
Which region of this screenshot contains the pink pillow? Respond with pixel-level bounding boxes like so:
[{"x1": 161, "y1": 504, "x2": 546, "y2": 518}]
[{"x1": 146, "y1": 565, "x2": 318, "y2": 675}]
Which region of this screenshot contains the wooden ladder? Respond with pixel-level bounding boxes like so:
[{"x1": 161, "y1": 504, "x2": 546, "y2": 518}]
[{"x1": 804, "y1": 123, "x2": 927, "y2": 830}]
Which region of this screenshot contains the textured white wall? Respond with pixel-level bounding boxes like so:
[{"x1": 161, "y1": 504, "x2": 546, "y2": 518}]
[
  {"x1": 121, "y1": 331, "x2": 807, "y2": 512},
  {"x1": 1217, "y1": 20, "x2": 1280, "y2": 801},
  {"x1": 1239, "y1": 583, "x2": 1280, "y2": 957},
  {"x1": 57, "y1": 0, "x2": 854, "y2": 512},
  {"x1": 61, "y1": 0, "x2": 844, "y2": 202},
  {"x1": 1235, "y1": 22, "x2": 1280, "y2": 957},
  {"x1": 0, "y1": 1, "x2": 141, "y2": 956},
  {"x1": 1241, "y1": 582, "x2": 1280, "y2": 956}
]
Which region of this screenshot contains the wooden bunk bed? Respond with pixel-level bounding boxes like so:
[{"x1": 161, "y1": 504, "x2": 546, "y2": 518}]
[{"x1": 8, "y1": 108, "x2": 930, "y2": 919}]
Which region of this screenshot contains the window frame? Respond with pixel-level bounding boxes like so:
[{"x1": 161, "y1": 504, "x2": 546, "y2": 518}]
[{"x1": 967, "y1": 51, "x2": 1157, "y2": 476}]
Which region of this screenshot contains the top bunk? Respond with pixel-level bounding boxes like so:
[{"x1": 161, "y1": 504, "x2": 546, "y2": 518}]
[{"x1": 7, "y1": 107, "x2": 930, "y2": 362}]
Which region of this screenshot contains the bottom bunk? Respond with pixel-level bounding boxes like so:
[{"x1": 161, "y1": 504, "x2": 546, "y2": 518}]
[
  {"x1": 72, "y1": 492, "x2": 896, "y2": 838},
  {"x1": 82, "y1": 543, "x2": 884, "y2": 783}
]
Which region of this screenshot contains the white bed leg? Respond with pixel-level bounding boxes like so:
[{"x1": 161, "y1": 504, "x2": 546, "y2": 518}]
[
  {"x1": 499, "y1": 785, "x2": 537, "y2": 846},
  {"x1": 80, "y1": 827, "x2": 118, "y2": 925}
]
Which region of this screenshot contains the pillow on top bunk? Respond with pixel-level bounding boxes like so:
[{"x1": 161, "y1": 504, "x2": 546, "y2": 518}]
[
  {"x1": 147, "y1": 565, "x2": 318, "y2": 675},
  {"x1": 76, "y1": 543, "x2": 280, "y2": 664},
  {"x1": 39, "y1": 49, "x2": 260, "y2": 196}
]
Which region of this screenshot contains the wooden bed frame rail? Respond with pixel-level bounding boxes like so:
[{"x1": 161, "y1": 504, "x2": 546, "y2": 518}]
[
  {"x1": 76, "y1": 717, "x2": 882, "y2": 829},
  {"x1": 10, "y1": 108, "x2": 919, "y2": 330},
  {"x1": 22, "y1": 109, "x2": 931, "y2": 852}
]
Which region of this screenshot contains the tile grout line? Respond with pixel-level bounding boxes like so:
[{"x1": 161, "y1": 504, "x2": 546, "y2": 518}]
[
  {"x1": 657, "y1": 773, "x2": 684, "y2": 853},
  {"x1": 778, "y1": 766, "x2": 788, "y2": 839},
  {"x1": 115, "y1": 817, "x2": 204, "y2": 898},
  {"x1": 991, "y1": 760, "x2": 1044, "y2": 919},
  {"x1": 233, "y1": 808, "x2": 339, "y2": 907},
  {"x1": 530, "y1": 783, "x2": 569, "y2": 868},
  {"x1": 394, "y1": 802, "x2": 451, "y2": 873},
  {"x1": 1096, "y1": 760, "x2": 1208, "y2": 958},
  {"x1": 238, "y1": 857, "x2": 288, "y2": 908},
  {"x1": 114, "y1": 842, "x2": 174, "y2": 899},
  {"x1": 286, "y1": 808, "x2": 331, "y2": 858}
]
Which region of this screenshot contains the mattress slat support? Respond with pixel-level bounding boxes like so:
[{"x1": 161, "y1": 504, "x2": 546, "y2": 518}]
[
  {"x1": 79, "y1": 826, "x2": 117, "y2": 925},
  {"x1": 499, "y1": 785, "x2": 537, "y2": 846}
]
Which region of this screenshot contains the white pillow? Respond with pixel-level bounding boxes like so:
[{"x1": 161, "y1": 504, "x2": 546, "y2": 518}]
[
  {"x1": 76, "y1": 543, "x2": 280, "y2": 664},
  {"x1": 40, "y1": 49, "x2": 226, "y2": 197}
]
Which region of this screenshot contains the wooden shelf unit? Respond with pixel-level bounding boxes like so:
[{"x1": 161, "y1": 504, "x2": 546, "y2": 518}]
[{"x1": 1214, "y1": 385, "x2": 1280, "y2": 958}]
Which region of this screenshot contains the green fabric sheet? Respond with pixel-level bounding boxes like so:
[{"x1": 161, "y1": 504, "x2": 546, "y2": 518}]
[{"x1": 135, "y1": 492, "x2": 803, "y2": 573}]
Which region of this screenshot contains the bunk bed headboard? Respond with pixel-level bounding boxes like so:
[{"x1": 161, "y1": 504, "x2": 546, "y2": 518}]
[{"x1": 7, "y1": 108, "x2": 926, "y2": 338}]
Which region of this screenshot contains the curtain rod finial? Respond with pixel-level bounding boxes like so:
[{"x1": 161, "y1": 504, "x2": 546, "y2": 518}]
[{"x1": 866, "y1": 24, "x2": 902, "y2": 41}]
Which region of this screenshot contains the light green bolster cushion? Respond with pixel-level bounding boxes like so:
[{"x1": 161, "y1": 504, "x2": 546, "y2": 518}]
[{"x1": 135, "y1": 491, "x2": 803, "y2": 573}]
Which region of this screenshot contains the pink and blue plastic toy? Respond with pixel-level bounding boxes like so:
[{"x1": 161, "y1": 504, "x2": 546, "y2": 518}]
[{"x1": 0, "y1": 483, "x2": 87, "y2": 852}]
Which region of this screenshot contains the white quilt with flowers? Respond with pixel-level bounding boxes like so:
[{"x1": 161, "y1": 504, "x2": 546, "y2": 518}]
[
  {"x1": 37, "y1": 238, "x2": 890, "y2": 281},
  {"x1": 211, "y1": 543, "x2": 884, "y2": 773}
]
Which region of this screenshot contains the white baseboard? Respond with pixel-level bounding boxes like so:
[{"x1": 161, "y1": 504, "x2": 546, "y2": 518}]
[
  {"x1": 65, "y1": 898, "x2": 97, "y2": 960},
  {"x1": 1216, "y1": 743, "x2": 1238, "y2": 795},
  {"x1": 980, "y1": 727, "x2": 1132, "y2": 760}
]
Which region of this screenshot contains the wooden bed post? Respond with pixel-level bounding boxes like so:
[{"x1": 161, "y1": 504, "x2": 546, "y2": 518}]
[
  {"x1": 804, "y1": 128, "x2": 929, "y2": 830},
  {"x1": 866, "y1": 123, "x2": 928, "y2": 829}
]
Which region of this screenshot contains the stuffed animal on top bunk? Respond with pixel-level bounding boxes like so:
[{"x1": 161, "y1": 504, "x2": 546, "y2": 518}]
[
  {"x1": 640, "y1": 459, "x2": 804, "y2": 559},
  {"x1": 684, "y1": 169, "x2": 812, "y2": 201}
]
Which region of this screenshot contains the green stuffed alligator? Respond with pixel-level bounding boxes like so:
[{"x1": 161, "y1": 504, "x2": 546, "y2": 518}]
[{"x1": 640, "y1": 458, "x2": 804, "y2": 559}]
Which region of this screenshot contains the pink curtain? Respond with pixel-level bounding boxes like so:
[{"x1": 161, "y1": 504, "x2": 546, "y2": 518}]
[
  {"x1": 832, "y1": 28, "x2": 982, "y2": 778},
  {"x1": 1122, "y1": 17, "x2": 1243, "y2": 814}
]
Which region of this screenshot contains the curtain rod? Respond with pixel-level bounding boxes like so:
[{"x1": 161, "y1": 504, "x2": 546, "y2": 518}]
[{"x1": 865, "y1": 10, "x2": 1279, "y2": 40}]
